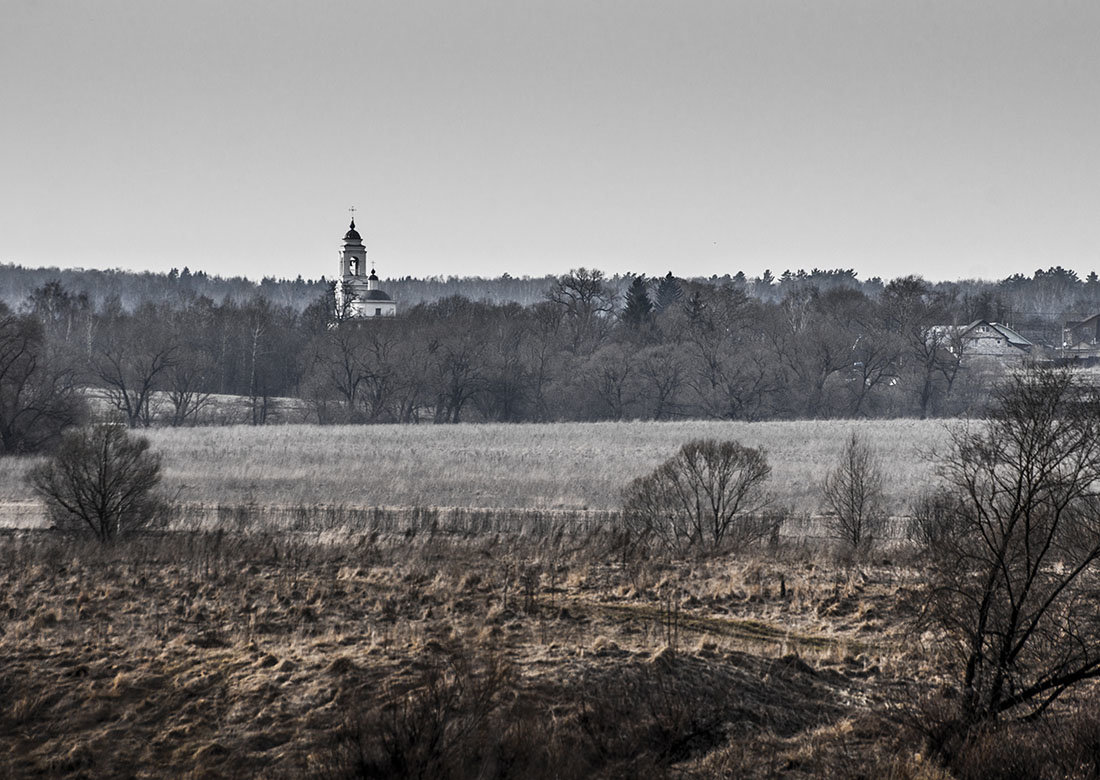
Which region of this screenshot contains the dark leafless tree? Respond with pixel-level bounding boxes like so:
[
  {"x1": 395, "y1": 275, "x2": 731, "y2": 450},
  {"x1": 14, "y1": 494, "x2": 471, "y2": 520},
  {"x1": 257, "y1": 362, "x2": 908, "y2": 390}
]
[
  {"x1": 821, "y1": 431, "x2": 887, "y2": 551},
  {"x1": 921, "y1": 367, "x2": 1100, "y2": 742},
  {"x1": 881, "y1": 276, "x2": 966, "y2": 418},
  {"x1": 26, "y1": 424, "x2": 164, "y2": 542},
  {"x1": 634, "y1": 344, "x2": 686, "y2": 420},
  {"x1": 0, "y1": 308, "x2": 85, "y2": 454},
  {"x1": 772, "y1": 288, "x2": 861, "y2": 417},
  {"x1": 304, "y1": 324, "x2": 371, "y2": 423},
  {"x1": 93, "y1": 310, "x2": 178, "y2": 427},
  {"x1": 427, "y1": 327, "x2": 487, "y2": 424},
  {"x1": 548, "y1": 267, "x2": 616, "y2": 354},
  {"x1": 622, "y1": 439, "x2": 775, "y2": 549},
  {"x1": 165, "y1": 350, "x2": 214, "y2": 426},
  {"x1": 581, "y1": 343, "x2": 638, "y2": 421},
  {"x1": 845, "y1": 330, "x2": 902, "y2": 417}
]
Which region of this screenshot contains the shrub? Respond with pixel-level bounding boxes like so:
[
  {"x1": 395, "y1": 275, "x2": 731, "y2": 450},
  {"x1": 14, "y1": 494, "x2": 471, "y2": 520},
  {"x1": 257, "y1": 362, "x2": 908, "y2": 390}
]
[
  {"x1": 622, "y1": 438, "x2": 774, "y2": 549},
  {"x1": 820, "y1": 431, "x2": 887, "y2": 552},
  {"x1": 323, "y1": 647, "x2": 731, "y2": 780},
  {"x1": 26, "y1": 423, "x2": 165, "y2": 543},
  {"x1": 907, "y1": 489, "x2": 965, "y2": 548},
  {"x1": 332, "y1": 654, "x2": 513, "y2": 779}
]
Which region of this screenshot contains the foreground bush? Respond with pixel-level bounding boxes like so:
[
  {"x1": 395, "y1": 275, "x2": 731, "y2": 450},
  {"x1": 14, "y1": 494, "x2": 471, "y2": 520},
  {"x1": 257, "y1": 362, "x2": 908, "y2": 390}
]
[{"x1": 26, "y1": 423, "x2": 165, "y2": 542}]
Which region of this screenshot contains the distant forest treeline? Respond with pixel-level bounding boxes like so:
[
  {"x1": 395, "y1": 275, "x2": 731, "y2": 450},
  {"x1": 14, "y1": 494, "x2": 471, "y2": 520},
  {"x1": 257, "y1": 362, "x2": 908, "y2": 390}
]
[
  {"x1": 4, "y1": 261, "x2": 1100, "y2": 324},
  {"x1": 0, "y1": 262, "x2": 563, "y2": 311},
  {"x1": 2, "y1": 261, "x2": 1099, "y2": 448}
]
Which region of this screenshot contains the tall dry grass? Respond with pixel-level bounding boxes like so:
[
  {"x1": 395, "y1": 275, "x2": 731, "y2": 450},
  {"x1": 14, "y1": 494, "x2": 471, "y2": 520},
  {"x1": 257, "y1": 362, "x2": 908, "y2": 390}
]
[
  {"x1": 0, "y1": 420, "x2": 950, "y2": 524},
  {"x1": 0, "y1": 527, "x2": 921, "y2": 779}
]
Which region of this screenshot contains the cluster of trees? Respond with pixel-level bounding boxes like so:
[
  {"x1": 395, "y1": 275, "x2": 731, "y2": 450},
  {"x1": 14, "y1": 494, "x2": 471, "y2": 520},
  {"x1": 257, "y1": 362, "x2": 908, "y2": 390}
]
[
  {"x1": 306, "y1": 270, "x2": 1017, "y2": 424},
  {"x1": 3, "y1": 263, "x2": 1098, "y2": 440}
]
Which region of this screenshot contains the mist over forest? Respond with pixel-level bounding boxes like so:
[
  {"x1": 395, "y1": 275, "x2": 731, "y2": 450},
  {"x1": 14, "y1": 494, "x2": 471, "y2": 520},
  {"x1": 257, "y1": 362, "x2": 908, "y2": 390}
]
[{"x1": 2, "y1": 261, "x2": 1097, "y2": 321}]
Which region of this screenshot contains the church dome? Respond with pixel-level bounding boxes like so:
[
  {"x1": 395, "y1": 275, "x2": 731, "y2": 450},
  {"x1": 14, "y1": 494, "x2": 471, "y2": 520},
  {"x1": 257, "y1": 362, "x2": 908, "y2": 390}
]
[{"x1": 344, "y1": 220, "x2": 362, "y2": 241}]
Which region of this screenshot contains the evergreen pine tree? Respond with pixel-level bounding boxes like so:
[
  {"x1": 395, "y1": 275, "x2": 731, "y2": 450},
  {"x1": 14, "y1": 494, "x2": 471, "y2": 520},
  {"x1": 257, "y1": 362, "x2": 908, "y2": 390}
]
[
  {"x1": 621, "y1": 274, "x2": 654, "y2": 328},
  {"x1": 654, "y1": 272, "x2": 682, "y2": 313}
]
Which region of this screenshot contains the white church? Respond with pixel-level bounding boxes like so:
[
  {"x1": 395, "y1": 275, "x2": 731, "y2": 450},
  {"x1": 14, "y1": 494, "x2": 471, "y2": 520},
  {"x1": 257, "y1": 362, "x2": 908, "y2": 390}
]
[{"x1": 333, "y1": 218, "x2": 397, "y2": 319}]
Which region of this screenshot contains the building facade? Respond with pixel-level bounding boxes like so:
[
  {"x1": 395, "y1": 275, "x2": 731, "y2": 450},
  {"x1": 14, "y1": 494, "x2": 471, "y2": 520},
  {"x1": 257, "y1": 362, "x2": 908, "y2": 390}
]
[
  {"x1": 1063, "y1": 314, "x2": 1100, "y2": 356},
  {"x1": 930, "y1": 319, "x2": 1033, "y2": 359},
  {"x1": 333, "y1": 219, "x2": 396, "y2": 319}
]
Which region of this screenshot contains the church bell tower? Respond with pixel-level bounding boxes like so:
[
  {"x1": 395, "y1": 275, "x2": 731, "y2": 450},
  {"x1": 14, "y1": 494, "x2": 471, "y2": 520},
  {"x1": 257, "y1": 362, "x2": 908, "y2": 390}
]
[
  {"x1": 340, "y1": 219, "x2": 367, "y2": 278},
  {"x1": 333, "y1": 212, "x2": 397, "y2": 320}
]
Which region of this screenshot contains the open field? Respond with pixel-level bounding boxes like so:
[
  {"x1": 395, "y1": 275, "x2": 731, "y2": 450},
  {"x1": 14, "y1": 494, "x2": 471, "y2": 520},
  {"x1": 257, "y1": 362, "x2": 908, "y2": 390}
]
[
  {"x1": 6, "y1": 528, "x2": 1099, "y2": 778},
  {"x1": 0, "y1": 420, "x2": 952, "y2": 528},
  {"x1": 9, "y1": 417, "x2": 1100, "y2": 777},
  {"x1": 0, "y1": 529, "x2": 940, "y2": 779}
]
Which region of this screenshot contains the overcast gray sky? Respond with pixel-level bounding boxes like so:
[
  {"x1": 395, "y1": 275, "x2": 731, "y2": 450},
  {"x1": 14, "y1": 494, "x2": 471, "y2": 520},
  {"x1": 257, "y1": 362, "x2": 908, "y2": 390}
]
[{"x1": 2, "y1": 0, "x2": 1099, "y2": 282}]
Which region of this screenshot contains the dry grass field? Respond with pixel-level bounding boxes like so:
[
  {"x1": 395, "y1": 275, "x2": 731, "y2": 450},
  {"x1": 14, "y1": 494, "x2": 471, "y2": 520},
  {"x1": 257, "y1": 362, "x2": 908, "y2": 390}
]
[
  {"x1": 1, "y1": 419, "x2": 950, "y2": 528},
  {"x1": 0, "y1": 528, "x2": 949, "y2": 779},
  {"x1": 13, "y1": 418, "x2": 1094, "y2": 778},
  {"x1": 9, "y1": 525, "x2": 1095, "y2": 779}
]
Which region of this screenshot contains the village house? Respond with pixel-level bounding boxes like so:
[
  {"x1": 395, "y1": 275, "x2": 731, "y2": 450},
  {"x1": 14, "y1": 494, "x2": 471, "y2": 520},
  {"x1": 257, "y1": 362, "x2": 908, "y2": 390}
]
[
  {"x1": 1062, "y1": 314, "x2": 1100, "y2": 356},
  {"x1": 930, "y1": 319, "x2": 1033, "y2": 359}
]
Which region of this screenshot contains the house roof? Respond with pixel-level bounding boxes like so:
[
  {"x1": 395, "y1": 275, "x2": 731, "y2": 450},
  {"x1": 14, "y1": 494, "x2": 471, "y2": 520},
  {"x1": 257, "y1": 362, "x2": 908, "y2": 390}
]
[
  {"x1": 958, "y1": 320, "x2": 1033, "y2": 347},
  {"x1": 1065, "y1": 313, "x2": 1100, "y2": 330}
]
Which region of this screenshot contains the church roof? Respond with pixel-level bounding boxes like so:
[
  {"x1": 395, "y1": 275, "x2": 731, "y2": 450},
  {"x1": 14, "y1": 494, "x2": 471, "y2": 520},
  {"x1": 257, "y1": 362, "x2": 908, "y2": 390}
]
[
  {"x1": 344, "y1": 219, "x2": 362, "y2": 241},
  {"x1": 362, "y1": 289, "x2": 393, "y2": 301}
]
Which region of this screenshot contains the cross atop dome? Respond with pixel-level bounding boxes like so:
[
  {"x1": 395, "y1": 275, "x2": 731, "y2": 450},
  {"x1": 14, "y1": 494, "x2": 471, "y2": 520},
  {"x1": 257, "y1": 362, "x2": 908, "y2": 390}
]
[{"x1": 344, "y1": 207, "x2": 362, "y2": 241}]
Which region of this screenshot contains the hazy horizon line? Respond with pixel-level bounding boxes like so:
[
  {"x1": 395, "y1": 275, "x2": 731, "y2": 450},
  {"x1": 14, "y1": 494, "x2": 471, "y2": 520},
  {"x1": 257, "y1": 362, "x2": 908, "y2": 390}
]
[{"x1": 3, "y1": 258, "x2": 1093, "y2": 289}]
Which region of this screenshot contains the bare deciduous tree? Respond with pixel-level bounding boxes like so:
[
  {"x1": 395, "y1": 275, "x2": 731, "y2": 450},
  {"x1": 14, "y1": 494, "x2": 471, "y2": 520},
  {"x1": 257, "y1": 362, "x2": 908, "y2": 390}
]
[
  {"x1": 0, "y1": 307, "x2": 85, "y2": 454},
  {"x1": 622, "y1": 438, "x2": 775, "y2": 549},
  {"x1": 26, "y1": 424, "x2": 165, "y2": 543},
  {"x1": 166, "y1": 349, "x2": 214, "y2": 426},
  {"x1": 821, "y1": 431, "x2": 887, "y2": 551},
  {"x1": 94, "y1": 312, "x2": 178, "y2": 428},
  {"x1": 548, "y1": 267, "x2": 616, "y2": 354},
  {"x1": 634, "y1": 344, "x2": 686, "y2": 420},
  {"x1": 580, "y1": 344, "x2": 638, "y2": 421},
  {"x1": 921, "y1": 367, "x2": 1100, "y2": 743}
]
